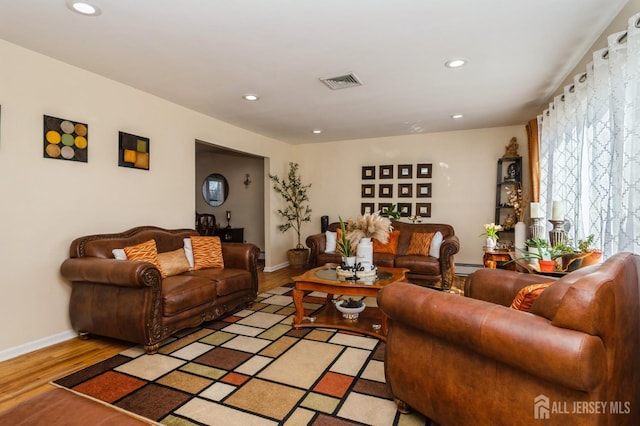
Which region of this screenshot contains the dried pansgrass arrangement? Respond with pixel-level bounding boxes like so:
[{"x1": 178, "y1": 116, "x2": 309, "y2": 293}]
[{"x1": 345, "y1": 212, "x2": 392, "y2": 247}]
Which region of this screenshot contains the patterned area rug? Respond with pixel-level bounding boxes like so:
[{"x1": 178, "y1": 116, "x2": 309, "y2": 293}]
[{"x1": 53, "y1": 284, "x2": 431, "y2": 426}]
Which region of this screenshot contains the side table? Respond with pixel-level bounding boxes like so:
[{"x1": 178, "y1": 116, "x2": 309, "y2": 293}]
[{"x1": 483, "y1": 249, "x2": 516, "y2": 270}]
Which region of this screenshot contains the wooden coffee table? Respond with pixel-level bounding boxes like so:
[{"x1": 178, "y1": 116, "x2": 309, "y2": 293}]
[{"x1": 291, "y1": 265, "x2": 408, "y2": 340}]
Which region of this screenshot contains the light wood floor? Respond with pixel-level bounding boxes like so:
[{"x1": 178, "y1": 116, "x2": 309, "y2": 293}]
[{"x1": 0, "y1": 265, "x2": 299, "y2": 412}]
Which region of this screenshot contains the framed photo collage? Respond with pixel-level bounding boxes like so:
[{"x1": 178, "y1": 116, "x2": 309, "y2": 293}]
[{"x1": 361, "y1": 163, "x2": 432, "y2": 218}]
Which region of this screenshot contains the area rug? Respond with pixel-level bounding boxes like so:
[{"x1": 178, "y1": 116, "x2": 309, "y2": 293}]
[{"x1": 53, "y1": 284, "x2": 431, "y2": 426}]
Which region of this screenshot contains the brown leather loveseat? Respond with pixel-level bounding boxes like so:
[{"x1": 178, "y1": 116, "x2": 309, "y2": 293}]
[
  {"x1": 306, "y1": 220, "x2": 459, "y2": 289},
  {"x1": 378, "y1": 252, "x2": 640, "y2": 425},
  {"x1": 60, "y1": 226, "x2": 260, "y2": 353}
]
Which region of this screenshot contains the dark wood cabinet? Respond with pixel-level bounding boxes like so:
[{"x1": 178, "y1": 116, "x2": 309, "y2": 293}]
[{"x1": 215, "y1": 227, "x2": 244, "y2": 243}]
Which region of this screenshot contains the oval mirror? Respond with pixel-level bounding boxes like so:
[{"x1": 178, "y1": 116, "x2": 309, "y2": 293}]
[{"x1": 202, "y1": 173, "x2": 229, "y2": 207}]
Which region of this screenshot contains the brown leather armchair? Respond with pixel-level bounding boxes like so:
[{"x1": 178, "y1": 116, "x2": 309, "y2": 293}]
[{"x1": 377, "y1": 252, "x2": 640, "y2": 425}]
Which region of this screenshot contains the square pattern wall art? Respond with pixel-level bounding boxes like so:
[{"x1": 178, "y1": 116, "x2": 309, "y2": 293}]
[
  {"x1": 43, "y1": 115, "x2": 88, "y2": 162},
  {"x1": 118, "y1": 131, "x2": 150, "y2": 170},
  {"x1": 362, "y1": 162, "x2": 434, "y2": 218}
]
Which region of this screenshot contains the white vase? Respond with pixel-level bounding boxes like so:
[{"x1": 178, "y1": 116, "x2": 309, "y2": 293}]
[
  {"x1": 514, "y1": 221, "x2": 526, "y2": 252},
  {"x1": 356, "y1": 237, "x2": 374, "y2": 269},
  {"x1": 485, "y1": 236, "x2": 497, "y2": 250},
  {"x1": 343, "y1": 256, "x2": 356, "y2": 267}
]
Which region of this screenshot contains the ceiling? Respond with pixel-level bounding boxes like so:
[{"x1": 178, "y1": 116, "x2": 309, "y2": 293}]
[{"x1": 0, "y1": 0, "x2": 629, "y2": 145}]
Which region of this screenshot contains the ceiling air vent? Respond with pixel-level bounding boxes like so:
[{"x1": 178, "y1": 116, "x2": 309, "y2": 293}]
[{"x1": 319, "y1": 73, "x2": 363, "y2": 90}]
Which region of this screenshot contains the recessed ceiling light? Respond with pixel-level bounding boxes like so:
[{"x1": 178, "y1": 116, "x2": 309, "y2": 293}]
[
  {"x1": 445, "y1": 59, "x2": 467, "y2": 69},
  {"x1": 312, "y1": 129, "x2": 322, "y2": 134},
  {"x1": 66, "y1": 1, "x2": 101, "y2": 16},
  {"x1": 451, "y1": 114, "x2": 464, "y2": 119},
  {"x1": 243, "y1": 94, "x2": 259, "y2": 101}
]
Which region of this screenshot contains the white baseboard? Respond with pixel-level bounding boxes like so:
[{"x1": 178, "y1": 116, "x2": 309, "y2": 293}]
[
  {"x1": 263, "y1": 261, "x2": 289, "y2": 272},
  {"x1": 0, "y1": 329, "x2": 76, "y2": 362}
]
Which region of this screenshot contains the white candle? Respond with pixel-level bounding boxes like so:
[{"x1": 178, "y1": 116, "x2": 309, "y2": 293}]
[
  {"x1": 551, "y1": 201, "x2": 565, "y2": 221},
  {"x1": 530, "y1": 202, "x2": 541, "y2": 218}
]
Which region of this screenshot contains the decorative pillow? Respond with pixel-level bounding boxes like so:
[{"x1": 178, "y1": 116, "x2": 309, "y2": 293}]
[
  {"x1": 190, "y1": 236, "x2": 224, "y2": 270},
  {"x1": 157, "y1": 248, "x2": 191, "y2": 277},
  {"x1": 406, "y1": 232, "x2": 435, "y2": 256},
  {"x1": 183, "y1": 237, "x2": 195, "y2": 268},
  {"x1": 325, "y1": 231, "x2": 337, "y2": 253},
  {"x1": 510, "y1": 282, "x2": 553, "y2": 312},
  {"x1": 112, "y1": 248, "x2": 127, "y2": 260},
  {"x1": 429, "y1": 231, "x2": 443, "y2": 259},
  {"x1": 373, "y1": 230, "x2": 400, "y2": 255},
  {"x1": 123, "y1": 239, "x2": 165, "y2": 276}
]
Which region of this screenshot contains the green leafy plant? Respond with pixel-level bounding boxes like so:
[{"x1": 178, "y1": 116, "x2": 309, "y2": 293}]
[
  {"x1": 336, "y1": 216, "x2": 354, "y2": 257},
  {"x1": 381, "y1": 204, "x2": 401, "y2": 220},
  {"x1": 577, "y1": 234, "x2": 596, "y2": 252},
  {"x1": 269, "y1": 162, "x2": 312, "y2": 249}
]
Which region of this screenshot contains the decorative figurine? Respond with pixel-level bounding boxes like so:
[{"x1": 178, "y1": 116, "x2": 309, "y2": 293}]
[{"x1": 503, "y1": 137, "x2": 520, "y2": 158}]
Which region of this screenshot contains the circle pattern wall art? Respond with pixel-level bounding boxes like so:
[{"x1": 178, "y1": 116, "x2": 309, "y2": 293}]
[{"x1": 43, "y1": 115, "x2": 88, "y2": 162}]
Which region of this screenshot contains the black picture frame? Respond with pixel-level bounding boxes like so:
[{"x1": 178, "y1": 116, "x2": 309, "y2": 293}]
[
  {"x1": 398, "y1": 203, "x2": 412, "y2": 217},
  {"x1": 417, "y1": 163, "x2": 432, "y2": 178},
  {"x1": 379, "y1": 164, "x2": 393, "y2": 179},
  {"x1": 361, "y1": 184, "x2": 375, "y2": 198},
  {"x1": 362, "y1": 166, "x2": 375, "y2": 180},
  {"x1": 416, "y1": 183, "x2": 432, "y2": 198},
  {"x1": 378, "y1": 202, "x2": 392, "y2": 213},
  {"x1": 361, "y1": 203, "x2": 375, "y2": 215},
  {"x1": 398, "y1": 183, "x2": 413, "y2": 198},
  {"x1": 379, "y1": 184, "x2": 393, "y2": 198},
  {"x1": 416, "y1": 203, "x2": 432, "y2": 217},
  {"x1": 398, "y1": 164, "x2": 413, "y2": 179}
]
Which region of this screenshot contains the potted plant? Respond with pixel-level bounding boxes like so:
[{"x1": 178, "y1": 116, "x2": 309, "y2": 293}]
[
  {"x1": 336, "y1": 216, "x2": 356, "y2": 267},
  {"x1": 269, "y1": 162, "x2": 312, "y2": 268},
  {"x1": 577, "y1": 234, "x2": 603, "y2": 267},
  {"x1": 480, "y1": 223, "x2": 502, "y2": 250},
  {"x1": 381, "y1": 204, "x2": 401, "y2": 220}
]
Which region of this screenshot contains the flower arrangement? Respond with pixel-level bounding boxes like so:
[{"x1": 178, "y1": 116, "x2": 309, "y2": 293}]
[
  {"x1": 505, "y1": 185, "x2": 526, "y2": 222},
  {"x1": 344, "y1": 212, "x2": 392, "y2": 247},
  {"x1": 480, "y1": 223, "x2": 503, "y2": 239}
]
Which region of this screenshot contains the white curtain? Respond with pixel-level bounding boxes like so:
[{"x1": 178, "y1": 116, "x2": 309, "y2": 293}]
[{"x1": 538, "y1": 12, "x2": 640, "y2": 258}]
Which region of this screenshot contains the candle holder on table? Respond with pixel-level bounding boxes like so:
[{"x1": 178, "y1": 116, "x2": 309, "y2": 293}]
[
  {"x1": 529, "y1": 217, "x2": 545, "y2": 240},
  {"x1": 548, "y1": 219, "x2": 567, "y2": 247}
]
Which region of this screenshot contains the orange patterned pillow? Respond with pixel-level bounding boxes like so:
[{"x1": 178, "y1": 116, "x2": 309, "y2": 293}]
[
  {"x1": 510, "y1": 282, "x2": 553, "y2": 312},
  {"x1": 373, "y1": 230, "x2": 400, "y2": 255},
  {"x1": 157, "y1": 248, "x2": 191, "y2": 277},
  {"x1": 406, "y1": 232, "x2": 435, "y2": 256},
  {"x1": 190, "y1": 236, "x2": 224, "y2": 270},
  {"x1": 123, "y1": 239, "x2": 165, "y2": 277}
]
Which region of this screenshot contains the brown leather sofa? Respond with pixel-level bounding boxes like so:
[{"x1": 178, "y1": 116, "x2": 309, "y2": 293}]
[
  {"x1": 377, "y1": 252, "x2": 640, "y2": 425},
  {"x1": 306, "y1": 220, "x2": 460, "y2": 289},
  {"x1": 60, "y1": 226, "x2": 260, "y2": 353}
]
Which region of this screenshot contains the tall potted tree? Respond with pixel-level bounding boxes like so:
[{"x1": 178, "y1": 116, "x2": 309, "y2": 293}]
[{"x1": 269, "y1": 162, "x2": 312, "y2": 268}]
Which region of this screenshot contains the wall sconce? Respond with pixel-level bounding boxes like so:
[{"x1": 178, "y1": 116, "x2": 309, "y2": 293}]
[{"x1": 243, "y1": 173, "x2": 252, "y2": 188}]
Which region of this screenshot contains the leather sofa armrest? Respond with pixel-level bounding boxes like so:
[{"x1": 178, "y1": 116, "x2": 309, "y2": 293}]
[
  {"x1": 221, "y1": 243, "x2": 260, "y2": 297},
  {"x1": 378, "y1": 282, "x2": 606, "y2": 392},
  {"x1": 60, "y1": 258, "x2": 161, "y2": 288},
  {"x1": 465, "y1": 268, "x2": 556, "y2": 306},
  {"x1": 221, "y1": 242, "x2": 259, "y2": 270},
  {"x1": 438, "y1": 235, "x2": 460, "y2": 288},
  {"x1": 306, "y1": 233, "x2": 326, "y2": 268}
]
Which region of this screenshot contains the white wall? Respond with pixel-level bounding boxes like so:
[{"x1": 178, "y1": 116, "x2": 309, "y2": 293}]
[
  {"x1": 296, "y1": 126, "x2": 529, "y2": 264},
  {"x1": 0, "y1": 39, "x2": 294, "y2": 358}
]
